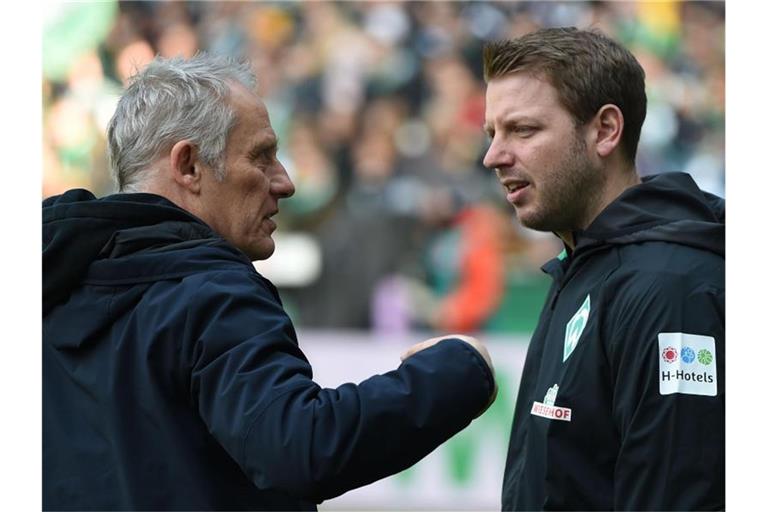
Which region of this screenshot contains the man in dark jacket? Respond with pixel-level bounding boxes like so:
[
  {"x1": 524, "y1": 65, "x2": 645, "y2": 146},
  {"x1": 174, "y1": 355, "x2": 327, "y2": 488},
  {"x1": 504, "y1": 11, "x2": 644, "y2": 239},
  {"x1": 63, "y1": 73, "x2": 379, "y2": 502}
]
[
  {"x1": 42, "y1": 54, "x2": 497, "y2": 511},
  {"x1": 482, "y1": 28, "x2": 724, "y2": 510}
]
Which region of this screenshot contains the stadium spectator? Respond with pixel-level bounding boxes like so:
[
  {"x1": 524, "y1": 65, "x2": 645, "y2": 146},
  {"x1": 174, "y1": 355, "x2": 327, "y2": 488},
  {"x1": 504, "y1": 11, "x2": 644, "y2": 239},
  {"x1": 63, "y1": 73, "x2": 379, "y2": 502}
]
[{"x1": 482, "y1": 27, "x2": 724, "y2": 510}]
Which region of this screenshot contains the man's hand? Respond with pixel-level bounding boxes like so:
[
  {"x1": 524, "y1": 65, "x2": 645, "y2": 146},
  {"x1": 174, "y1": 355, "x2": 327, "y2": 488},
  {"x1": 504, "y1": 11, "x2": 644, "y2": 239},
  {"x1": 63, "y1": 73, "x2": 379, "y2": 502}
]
[{"x1": 400, "y1": 334, "x2": 498, "y2": 417}]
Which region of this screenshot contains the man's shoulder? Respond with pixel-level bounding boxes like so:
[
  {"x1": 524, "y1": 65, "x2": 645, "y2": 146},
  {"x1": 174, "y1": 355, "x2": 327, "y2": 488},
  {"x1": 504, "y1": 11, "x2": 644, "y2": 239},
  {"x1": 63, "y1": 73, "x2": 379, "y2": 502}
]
[
  {"x1": 573, "y1": 242, "x2": 723, "y2": 329},
  {"x1": 570, "y1": 241, "x2": 722, "y2": 306},
  {"x1": 127, "y1": 266, "x2": 287, "y2": 337},
  {"x1": 594, "y1": 244, "x2": 724, "y2": 333},
  {"x1": 176, "y1": 265, "x2": 276, "y2": 301},
  {"x1": 85, "y1": 237, "x2": 257, "y2": 288},
  {"x1": 609, "y1": 241, "x2": 723, "y2": 285}
]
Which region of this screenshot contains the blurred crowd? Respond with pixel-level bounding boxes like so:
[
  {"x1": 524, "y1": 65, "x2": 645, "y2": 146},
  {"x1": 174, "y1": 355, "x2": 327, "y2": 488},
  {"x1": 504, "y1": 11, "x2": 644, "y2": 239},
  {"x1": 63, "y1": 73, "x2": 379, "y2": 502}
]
[{"x1": 42, "y1": 0, "x2": 725, "y2": 333}]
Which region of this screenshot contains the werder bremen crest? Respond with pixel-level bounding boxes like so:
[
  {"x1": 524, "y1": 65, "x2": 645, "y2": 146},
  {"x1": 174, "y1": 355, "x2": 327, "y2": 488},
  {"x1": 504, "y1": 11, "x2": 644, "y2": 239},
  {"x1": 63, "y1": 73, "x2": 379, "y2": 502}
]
[{"x1": 563, "y1": 294, "x2": 590, "y2": 362}]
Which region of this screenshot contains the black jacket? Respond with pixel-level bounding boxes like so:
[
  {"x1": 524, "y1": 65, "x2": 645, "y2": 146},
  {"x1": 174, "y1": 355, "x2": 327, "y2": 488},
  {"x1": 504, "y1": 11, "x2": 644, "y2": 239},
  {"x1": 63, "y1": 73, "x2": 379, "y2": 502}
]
[
  {"x1": 42, "y1": 189, "x2": 495, "y2": 511},
  {"x1": 502, "y1": 173, "x2": 725, "y2": 510}
]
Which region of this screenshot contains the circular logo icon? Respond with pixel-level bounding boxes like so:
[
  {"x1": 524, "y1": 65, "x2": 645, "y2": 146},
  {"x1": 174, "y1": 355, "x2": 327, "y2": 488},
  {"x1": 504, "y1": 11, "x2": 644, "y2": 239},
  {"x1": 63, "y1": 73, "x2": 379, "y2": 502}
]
[
  {"x1": 698, "y1": 349, "x2": 713, "y2": 365},
  {"x1": 681, "y1": 346, "x2": 696, "y2": 364},
  {"x1": 662, "y1": 346, "x2": 678, "y2": 363}
]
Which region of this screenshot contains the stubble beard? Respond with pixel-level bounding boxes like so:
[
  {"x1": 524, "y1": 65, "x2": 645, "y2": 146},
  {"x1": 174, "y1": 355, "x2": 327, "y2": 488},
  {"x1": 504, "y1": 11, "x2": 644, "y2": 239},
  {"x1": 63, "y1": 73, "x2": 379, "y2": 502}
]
[{"x1": 517, "y1": 131, "x2": 606, "y2": 234}]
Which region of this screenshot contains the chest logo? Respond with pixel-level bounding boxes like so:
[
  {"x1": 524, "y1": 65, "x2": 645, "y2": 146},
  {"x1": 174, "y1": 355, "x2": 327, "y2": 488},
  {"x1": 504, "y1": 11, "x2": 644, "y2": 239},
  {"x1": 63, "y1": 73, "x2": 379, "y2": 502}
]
[
  {"x1": 531, "y1": 384, "x2": 572, "y2": 422},
  {"x1": 563, "y1": 294, "x2": 591, "y2": 362}
]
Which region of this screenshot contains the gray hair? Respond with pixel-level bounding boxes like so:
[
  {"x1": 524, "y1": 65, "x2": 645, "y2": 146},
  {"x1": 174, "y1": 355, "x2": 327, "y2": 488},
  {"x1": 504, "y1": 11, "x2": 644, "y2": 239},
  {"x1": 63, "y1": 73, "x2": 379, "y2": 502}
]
[{"x1": 107, "y1": 53, "x2": 257, "y2": 191}]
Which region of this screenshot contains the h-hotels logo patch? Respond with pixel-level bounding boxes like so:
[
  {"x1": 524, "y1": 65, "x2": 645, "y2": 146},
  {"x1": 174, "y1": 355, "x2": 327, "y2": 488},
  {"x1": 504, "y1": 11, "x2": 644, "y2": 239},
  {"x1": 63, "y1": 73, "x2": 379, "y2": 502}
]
[{"x1": 658, "y1": 332, "x2": 717, "y2": 397}]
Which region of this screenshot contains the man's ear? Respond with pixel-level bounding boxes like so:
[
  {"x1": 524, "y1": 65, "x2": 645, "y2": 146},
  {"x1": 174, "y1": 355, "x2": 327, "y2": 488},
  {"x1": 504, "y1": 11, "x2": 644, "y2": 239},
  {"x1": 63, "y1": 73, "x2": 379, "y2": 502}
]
[
  {"x1": 591, "y1": 104, "x2": 624, "y2": 159},
  {"x1": 169, "y1": 140, "x2": 202, "y2": 194}
]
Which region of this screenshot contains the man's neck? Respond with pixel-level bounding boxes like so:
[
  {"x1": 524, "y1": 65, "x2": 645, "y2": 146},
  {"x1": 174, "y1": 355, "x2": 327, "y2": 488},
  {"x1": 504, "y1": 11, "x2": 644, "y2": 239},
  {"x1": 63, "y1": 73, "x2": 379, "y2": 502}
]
[{"x1": 557, "y1": 166, "x2": 641, "y2": 250}]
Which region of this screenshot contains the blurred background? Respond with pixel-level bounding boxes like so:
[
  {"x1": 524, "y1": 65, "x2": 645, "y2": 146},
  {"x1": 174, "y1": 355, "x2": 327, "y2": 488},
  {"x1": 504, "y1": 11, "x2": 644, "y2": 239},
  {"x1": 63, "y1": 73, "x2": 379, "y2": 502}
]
[{"x1": 42, "y1": 1, "x2": 724, "y2": 509}]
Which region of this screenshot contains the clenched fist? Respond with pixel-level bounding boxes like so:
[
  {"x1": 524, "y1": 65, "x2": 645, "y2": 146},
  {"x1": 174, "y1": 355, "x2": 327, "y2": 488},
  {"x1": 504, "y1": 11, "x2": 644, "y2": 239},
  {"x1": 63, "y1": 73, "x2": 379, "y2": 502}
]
[{"x1": 401, "y1": 334, "x2": 498, "y2": 417}]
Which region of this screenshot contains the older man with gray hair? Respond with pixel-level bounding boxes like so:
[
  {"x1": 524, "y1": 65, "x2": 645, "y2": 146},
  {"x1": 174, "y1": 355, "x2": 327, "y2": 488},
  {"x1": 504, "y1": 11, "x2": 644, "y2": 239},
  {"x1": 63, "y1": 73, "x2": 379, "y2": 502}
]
[{"x1": 42, "y1": 53, "x2": 496, "y2": 511}]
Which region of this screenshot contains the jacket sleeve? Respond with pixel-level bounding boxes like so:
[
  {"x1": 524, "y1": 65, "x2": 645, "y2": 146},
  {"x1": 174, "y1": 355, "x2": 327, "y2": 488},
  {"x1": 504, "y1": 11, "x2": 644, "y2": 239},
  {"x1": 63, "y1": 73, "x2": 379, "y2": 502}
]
[
  {"x1": 604, "y1": 271, "x2": 724, "y2": 510},
  {"x1": 181, "y1": 270, "x2": 495, "y2": 502}
]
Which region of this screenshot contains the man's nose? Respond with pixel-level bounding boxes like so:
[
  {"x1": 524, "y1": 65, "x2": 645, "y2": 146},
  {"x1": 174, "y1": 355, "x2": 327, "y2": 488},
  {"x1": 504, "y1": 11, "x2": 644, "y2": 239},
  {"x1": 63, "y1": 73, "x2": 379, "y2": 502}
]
[
  {"x1": 483, "y1": 137, "x2": 511, "y2": 170},
  {"x1": 271, "y1": 162, "x2": 295, "y2": 199}
]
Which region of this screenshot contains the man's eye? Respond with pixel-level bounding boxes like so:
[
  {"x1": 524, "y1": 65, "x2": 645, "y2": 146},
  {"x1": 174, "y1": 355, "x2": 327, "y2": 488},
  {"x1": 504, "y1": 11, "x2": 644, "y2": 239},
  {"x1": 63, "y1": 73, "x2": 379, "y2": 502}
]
[
  {"x1": 515, "y1": 126, "x2": 536, "y2": 136},
  {"x1": 251, "y1": 148, "x2": 277, "y2": 163}
]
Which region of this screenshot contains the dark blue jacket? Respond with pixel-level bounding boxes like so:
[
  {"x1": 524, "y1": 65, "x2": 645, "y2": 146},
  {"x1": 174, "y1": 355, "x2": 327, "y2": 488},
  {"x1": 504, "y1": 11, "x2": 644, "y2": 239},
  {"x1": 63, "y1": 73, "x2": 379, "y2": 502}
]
[
  {"x1": 502, "y1": 173, "x2": 725, "y2": 510},
  {"x1": 43, "y1": 190, "x2": 495, "y2": 511}
]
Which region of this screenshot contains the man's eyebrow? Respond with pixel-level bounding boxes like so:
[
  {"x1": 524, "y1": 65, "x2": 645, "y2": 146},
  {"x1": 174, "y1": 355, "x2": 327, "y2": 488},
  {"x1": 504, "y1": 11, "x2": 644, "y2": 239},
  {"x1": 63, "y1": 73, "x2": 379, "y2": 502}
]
[
  {"x1": 485, "y1": 115, "x2": 541, "y2": 134},
  {"x1": 250, "y1": 135, "x2": 278, "y2": 153},
  {"x1": 501, "y1": 113, "x2": 539, "y2": 124}
]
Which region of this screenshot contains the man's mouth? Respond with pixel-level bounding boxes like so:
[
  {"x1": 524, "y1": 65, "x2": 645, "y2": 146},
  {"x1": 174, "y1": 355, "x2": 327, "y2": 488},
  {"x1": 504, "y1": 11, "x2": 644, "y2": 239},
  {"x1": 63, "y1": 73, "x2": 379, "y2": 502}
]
[
  {"x1": 500, "y1": 179, "x2": 531, "y2": 203},
  {"x1": 262, "y1": 210, "x2": 279, "y2": 231},
  {"x1": 502, "y1": 178, "x2": 530, "y2": 193}
]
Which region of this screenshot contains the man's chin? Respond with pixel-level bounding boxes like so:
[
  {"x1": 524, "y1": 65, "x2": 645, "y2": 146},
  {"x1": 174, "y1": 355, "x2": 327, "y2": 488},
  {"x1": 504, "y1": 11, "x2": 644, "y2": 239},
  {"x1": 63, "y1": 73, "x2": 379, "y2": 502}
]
[
  {"x1": 244, "y1": 239, "x2": 275, "y2": 262},
  {"x1": 516, "y1": 208, "x2": 541, "y2": 230},
  {"x1": 517, "y1": 210, "x2": 557, "y2": 234}
]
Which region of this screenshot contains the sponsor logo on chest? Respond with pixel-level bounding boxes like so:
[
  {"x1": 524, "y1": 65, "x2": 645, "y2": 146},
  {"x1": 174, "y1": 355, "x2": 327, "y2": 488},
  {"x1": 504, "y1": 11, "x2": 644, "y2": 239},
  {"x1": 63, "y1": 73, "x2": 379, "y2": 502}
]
[
  {"x1": 530, "y1": 384, "x2": 572, "y2": 422},
  {"x1": 658, "y1": 332, "x2": 717, "y2": 396}
]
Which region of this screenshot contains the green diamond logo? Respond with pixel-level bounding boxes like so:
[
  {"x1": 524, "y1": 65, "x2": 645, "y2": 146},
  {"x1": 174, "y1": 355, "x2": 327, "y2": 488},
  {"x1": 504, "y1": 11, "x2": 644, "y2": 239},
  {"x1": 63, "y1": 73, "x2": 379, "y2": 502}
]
[
  {"x1": 563, "y1": 294, "x2": 590, "y2": 362},
  {"x1": 698, "y1": 349, "x2": 713, "y2": 365}
]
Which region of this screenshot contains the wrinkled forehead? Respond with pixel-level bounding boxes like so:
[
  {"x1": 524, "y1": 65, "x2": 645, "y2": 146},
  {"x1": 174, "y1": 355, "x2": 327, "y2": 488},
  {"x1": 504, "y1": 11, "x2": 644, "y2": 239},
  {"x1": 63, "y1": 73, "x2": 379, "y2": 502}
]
[
  {"x1": 484, "y1": 72, "x2": 565, "y2": 124},
  {"x1": 228, "y1": 81, "x2": 268, "y2": 118},
  {"x1": 227, "y1": 82, "x2": 275, "y2": 140}
]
